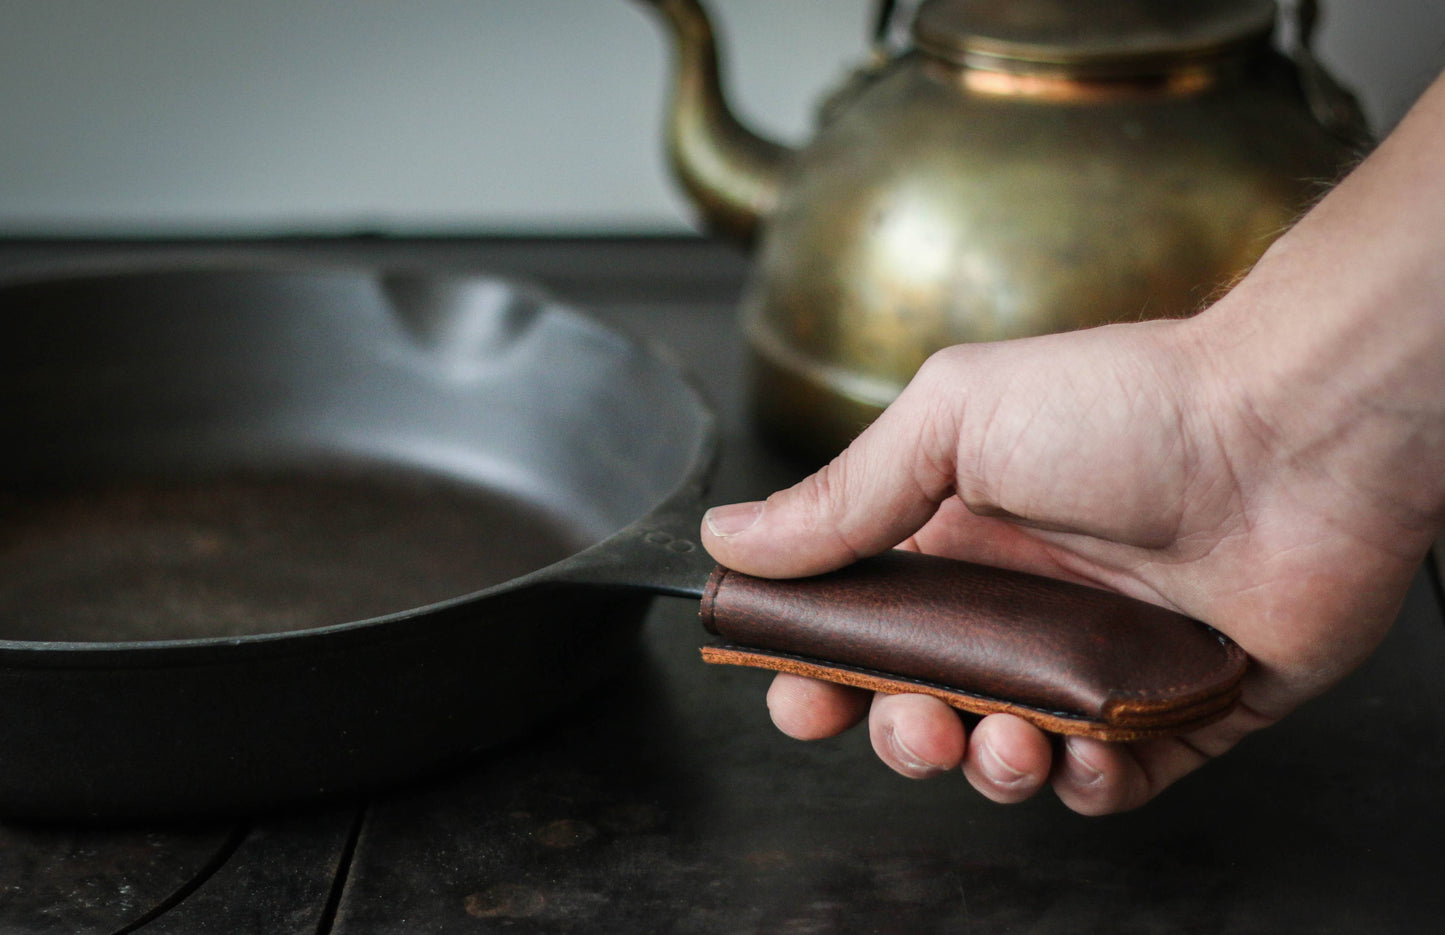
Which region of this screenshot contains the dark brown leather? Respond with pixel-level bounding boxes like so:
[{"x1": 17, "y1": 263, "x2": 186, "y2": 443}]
[{"x1": 699, "y1": 550, "x2": 1248, "y2": 741}]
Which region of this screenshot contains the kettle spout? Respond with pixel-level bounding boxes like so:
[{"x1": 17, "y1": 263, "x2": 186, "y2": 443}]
[{"x1": 634, "y1": 0, "x2": 789, "y2": 245}]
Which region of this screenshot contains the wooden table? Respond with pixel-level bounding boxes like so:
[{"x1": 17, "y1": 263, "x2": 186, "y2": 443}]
[{"x1": 1, "y1": 238, "x2": 1441, "y2": 934}]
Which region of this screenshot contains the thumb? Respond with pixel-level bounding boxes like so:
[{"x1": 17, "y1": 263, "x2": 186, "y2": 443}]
[{"x1": 701, "y1": 358, "x2": 964, "y2": 578}]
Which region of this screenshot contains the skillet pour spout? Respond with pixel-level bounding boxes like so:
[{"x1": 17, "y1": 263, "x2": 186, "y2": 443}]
[{"x1": 0, "y1": 263, "x2": 1243, "y2": 821}]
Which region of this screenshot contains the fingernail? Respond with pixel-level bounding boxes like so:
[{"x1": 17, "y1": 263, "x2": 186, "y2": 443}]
[
  {"x1": 889, "y1": 729, "x2": 945, "y2": 777},
  {"x1": 1062, "y1": 738, "x2": 1105, "y2": 788},
  {"x1": 978, "y1": 741, "x2": 1028, "y2": 788},
  {"x1": 704, "y1": 501, "x2": 764, "y2": 538}
]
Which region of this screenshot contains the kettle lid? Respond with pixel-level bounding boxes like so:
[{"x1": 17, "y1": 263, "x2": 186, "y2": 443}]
[{"x1": 912, "y1": 0, "x2": 1277, "y2": 76}]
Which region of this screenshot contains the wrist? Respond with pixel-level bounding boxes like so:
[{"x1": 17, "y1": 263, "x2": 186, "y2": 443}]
[
  {"x1": 1183, "y1": 227, "x2": 1445, "y2": 549},
  {"x1": 1176, "y1": 69, "x2": 1445, "y2": 544}
]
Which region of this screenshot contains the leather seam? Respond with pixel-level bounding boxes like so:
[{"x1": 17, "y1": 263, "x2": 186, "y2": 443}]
[{"x1": 1099, "y1": 631, "x2": 1246, "y2": 703}]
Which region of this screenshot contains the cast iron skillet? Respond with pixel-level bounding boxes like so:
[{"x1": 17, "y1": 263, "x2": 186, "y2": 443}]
[
  {"x1": 0, "y1": 262, "x2": 1247, "y2": 822},
  {"x1": 0, "y1": 262, "x2": 717, "y2": 821}
]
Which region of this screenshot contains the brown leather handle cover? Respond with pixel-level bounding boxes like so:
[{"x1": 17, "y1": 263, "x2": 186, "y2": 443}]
[{"x1": 699, "y1": 550, "x2": 1248, "y2": 741}]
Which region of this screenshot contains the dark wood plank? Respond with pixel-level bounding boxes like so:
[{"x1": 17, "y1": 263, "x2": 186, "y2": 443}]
[
  {"x1": 0, "y1": 822, "x2": 239, "y2": 935},
  {"x1": 135, "y1": 806, "x2": 358, "y2": 935}
]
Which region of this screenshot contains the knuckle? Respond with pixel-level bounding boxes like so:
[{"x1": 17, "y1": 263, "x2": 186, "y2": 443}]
[
  {"x1": 777, "y1": 457, "x2": 868, "y2": 561},
  {"x1": 786, "y1": 458, "x2": 846, "y2": 528}
]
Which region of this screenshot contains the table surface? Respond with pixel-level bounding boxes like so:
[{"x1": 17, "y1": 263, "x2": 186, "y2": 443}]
[{"x1": 0, "y1": 238, "x2": 1441, "y2": 935}]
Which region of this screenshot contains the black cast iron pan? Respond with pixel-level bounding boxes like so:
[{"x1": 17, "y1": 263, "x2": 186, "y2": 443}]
[
  {"x1": 0, "y1": 262, "x2": 1247, "y2": 822},
  {"x1": 0, "y1": 261, "x2": 724, "y2": 821}
]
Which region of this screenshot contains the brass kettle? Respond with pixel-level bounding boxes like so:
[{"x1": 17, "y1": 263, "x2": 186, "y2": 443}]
[{"x1": 636, "y1": 0, "x2": 1366, "y2": 461}]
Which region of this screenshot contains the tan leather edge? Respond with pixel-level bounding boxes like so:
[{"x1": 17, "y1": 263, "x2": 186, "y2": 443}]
[
  {"x1": 1099, "y1": 632, "x2": 1249, "y2": 726},
  {"x1": 700, "y1": 644, "x2": 1241, "y2": 742},
  {"x1": 697, "y1": 564, "x2": 728, "y2": 635}
]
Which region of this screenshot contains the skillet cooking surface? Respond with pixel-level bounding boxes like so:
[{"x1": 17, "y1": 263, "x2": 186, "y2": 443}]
[
  {"x1": 0, "y1": 465, "x2": 590, "y2": 642},
  {"x1": 0, "y1": 263, "x2": 707, "y2": 647}
]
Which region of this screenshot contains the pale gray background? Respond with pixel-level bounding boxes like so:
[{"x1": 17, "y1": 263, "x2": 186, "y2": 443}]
[{"x1": 0, "y1": 1, "x2": 1441, "y2": 236}]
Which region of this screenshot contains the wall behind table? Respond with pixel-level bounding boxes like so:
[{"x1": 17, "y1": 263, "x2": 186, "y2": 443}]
[{"x1": 0, "y1": 0, "x2": 1439, "y2": 237}]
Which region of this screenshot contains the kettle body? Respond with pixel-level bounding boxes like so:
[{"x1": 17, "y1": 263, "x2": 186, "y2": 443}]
[{"x1": 637, "y1": 0, "x2": 1366, "y2": 460}]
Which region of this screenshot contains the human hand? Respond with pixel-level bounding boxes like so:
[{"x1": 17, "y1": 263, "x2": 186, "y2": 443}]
[
  {"x1": 703, "y1": 312, "x2": 1430, "y2": 813},
  {"x1": 700, "y1": 74, "x2": 1445, "y2": 815}
]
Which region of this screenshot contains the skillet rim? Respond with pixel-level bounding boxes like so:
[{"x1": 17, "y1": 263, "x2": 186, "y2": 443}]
[{"x1": 0, "y1": 258, "x2": 719, "y2": 662}]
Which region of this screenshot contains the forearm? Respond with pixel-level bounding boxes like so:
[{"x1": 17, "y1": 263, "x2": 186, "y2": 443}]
[{"x1": 1189, "y1": 70, "x2": 1445, "y2": 541}]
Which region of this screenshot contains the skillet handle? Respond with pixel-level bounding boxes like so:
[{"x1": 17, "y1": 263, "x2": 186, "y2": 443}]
[{"x1": 698, "y1": 550, "x2": 1248, "y2": 741}]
